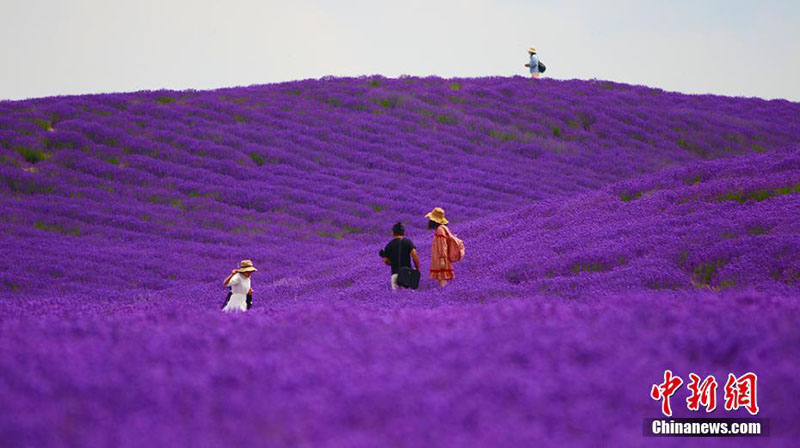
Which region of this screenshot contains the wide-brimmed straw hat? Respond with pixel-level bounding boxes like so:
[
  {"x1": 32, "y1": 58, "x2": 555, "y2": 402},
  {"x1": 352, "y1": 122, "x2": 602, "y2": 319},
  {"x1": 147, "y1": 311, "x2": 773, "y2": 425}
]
[
  {"x1": 528, "y1": 46, "x2": 537, "y2": 53},
  {"x1": 425, "y1": 207, "x2": 449, "y2": 225},
  {"x1": 238, "y1": 259, "x2": 258, "y2": 273}
]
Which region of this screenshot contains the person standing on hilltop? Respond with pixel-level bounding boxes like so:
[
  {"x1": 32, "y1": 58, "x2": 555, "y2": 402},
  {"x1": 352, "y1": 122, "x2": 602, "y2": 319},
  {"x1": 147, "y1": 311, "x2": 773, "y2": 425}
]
[
  {"x1": 426, "y1": 207, "x2": 464, "y2": 288},
  {"x1": 525, "y1": 46, "x2": 544, "y2": 79},
  {"x1": 380, "y1": 222, "x2": 421, "y2": 290},
  {"x1": 221, "y1": 260, "x2": 257, "y2": 312}
]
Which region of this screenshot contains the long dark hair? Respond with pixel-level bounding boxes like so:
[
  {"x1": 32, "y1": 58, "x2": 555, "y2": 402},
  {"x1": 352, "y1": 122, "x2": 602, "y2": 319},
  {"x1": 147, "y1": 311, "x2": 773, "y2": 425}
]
[{"x1": 428, "y1": 219, "x2": 441, "y2": 230}]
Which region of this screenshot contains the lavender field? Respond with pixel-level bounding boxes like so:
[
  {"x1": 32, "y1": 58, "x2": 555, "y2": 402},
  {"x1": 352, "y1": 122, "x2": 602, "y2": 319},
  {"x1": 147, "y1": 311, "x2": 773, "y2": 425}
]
[{"x1": 1, "y1": 76, "x2": 799, "y2": 446}]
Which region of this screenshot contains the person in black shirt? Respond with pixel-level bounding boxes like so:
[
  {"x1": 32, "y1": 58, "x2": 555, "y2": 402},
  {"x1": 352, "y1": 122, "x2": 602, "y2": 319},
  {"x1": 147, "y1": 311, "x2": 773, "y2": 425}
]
[{"x1": 379, "y1": 222, "x2": 421, "y2": 290}]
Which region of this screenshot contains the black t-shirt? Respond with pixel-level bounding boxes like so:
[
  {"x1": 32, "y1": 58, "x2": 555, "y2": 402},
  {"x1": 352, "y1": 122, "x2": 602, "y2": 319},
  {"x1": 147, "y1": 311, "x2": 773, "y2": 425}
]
[{"x1": 382, "y1": 237, "x2": 415, "y2": 274}]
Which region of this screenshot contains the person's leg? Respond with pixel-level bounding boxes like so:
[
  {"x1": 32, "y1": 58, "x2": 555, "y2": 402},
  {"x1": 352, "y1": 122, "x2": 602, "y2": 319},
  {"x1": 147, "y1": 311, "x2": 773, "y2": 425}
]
[
  {"x1": 438, "y1": 279, "x2": 448, "y2": 288},
  {"x1": 391, "y1": 274, "x2": 399, "y2": 291},
  {"x1": 533, "y1": 73, "x2": 541, "y2": 79}
]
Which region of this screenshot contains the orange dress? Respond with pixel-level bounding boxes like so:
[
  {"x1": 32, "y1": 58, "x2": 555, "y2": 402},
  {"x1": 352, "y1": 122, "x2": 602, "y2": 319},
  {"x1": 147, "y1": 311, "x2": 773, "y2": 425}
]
[{"x1": 430, "y1": 225, "x2": 455, "y2": 281}]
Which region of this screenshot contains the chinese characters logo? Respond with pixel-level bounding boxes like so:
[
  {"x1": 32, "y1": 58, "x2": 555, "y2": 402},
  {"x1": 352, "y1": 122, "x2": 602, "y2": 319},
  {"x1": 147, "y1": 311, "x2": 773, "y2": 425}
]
[{"x1": 651, "y1": 370, "x2": 758, "y2": 417}]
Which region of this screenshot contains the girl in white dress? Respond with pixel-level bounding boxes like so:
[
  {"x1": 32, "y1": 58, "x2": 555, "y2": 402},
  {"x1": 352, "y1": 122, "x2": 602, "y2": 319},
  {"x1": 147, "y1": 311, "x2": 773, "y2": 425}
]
[{"x1": 222, "y1": 260, "x2": 257, "y2": 312}]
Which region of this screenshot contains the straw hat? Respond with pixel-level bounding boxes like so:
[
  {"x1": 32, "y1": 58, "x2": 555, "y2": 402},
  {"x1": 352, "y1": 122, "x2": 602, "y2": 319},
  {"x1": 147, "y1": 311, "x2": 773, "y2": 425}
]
[
  {"x1": 238, "y1": 259, "x2": 258, "y2": 273},
  {"x1": 528, "y1": 46, "x2": 537, "y2": 54},
  {"x1": 425, "y1": 207, "x2": 449, "y2": 225}
]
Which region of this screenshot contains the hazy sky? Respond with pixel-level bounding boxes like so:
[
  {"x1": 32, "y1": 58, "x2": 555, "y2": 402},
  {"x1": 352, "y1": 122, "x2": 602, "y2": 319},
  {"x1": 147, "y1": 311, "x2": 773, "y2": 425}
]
[{"x1": 1, "y1": 0, "x2": 799, "y2": 101}]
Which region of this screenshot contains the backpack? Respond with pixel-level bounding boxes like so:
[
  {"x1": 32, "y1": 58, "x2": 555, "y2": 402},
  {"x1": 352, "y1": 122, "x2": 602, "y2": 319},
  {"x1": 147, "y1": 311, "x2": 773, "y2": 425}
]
[
  {"x1": 537, "y1": 61, "x2": 546, "y2": 73},
  {"x1": 397, "y1": 266, "x2": 421, "y2": 289},
  {"x1": 443, "y1": 226, "x2": 465, "y2": 262}
]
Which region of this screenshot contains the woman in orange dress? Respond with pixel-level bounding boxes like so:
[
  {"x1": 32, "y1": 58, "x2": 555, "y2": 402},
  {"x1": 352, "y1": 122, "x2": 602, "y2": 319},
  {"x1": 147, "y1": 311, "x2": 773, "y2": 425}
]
[{"x1": 426, "y1": 207, "x2": 454, "y2": 287}]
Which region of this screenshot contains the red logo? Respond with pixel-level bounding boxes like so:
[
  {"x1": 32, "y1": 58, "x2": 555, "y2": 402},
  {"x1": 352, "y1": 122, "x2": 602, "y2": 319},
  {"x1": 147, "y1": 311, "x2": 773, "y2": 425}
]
[
  {"x1": 650, "y1": 370, "x2": 683, "y2": 417},
  {"x1": 652, "y1": 371, "x2": 759, "y2": 416},
  {"x1": 686, "y1": 373, "x2": 718, "y2": 413},
  {"x1": 724, "y1": 372, "x2": 759, "y2": 415}
]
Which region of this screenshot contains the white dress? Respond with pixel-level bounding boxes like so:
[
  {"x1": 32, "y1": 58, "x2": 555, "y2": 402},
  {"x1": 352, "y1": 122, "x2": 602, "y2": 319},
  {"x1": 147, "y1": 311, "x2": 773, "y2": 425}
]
[{"x1": 223, "y1": 273, "x2": 250, "y2": 312}]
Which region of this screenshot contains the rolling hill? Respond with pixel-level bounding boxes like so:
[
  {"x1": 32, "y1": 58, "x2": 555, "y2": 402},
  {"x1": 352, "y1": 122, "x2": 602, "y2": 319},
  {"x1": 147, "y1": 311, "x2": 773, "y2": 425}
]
[{"x1": 1, "y1": 76, "x2": 799, "y2": 446}]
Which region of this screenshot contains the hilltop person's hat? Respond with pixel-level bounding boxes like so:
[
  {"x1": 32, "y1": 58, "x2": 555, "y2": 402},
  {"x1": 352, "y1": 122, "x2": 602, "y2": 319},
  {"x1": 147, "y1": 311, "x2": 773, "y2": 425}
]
[
  {"x1": 238, "y1": 259, "x2": 258, "y2": 273},
  {"x1": 425, "y1": 207, "x2": 449, "y2": 225},
  {"x1": 528, "y1": 46, "x2": 537, "y2": 53}
]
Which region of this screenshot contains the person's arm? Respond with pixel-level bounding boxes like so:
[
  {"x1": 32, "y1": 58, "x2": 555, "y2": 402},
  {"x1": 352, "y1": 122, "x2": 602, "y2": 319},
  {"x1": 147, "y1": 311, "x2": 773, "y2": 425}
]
[
  {"x1": 411, "y1": 248, "x2": 420, "y2": 271},
  {"x1": 380, "y1": 244, "x2": 392, "y2": 266},
  {"x1": 223, "y1": 269, "x2": 238, "y2": 286}
]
